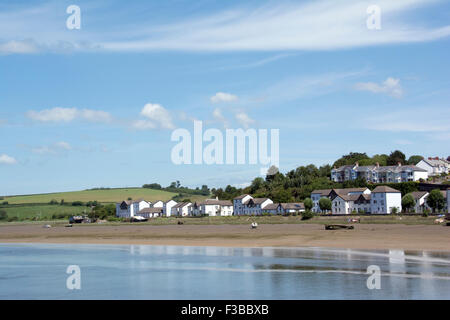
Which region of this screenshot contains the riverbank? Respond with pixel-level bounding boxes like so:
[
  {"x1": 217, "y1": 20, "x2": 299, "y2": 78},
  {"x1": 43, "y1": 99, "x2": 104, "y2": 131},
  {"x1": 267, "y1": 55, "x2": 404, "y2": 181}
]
[{"x1": 0, "y1": 222, "x2": 449, "y2": 251}]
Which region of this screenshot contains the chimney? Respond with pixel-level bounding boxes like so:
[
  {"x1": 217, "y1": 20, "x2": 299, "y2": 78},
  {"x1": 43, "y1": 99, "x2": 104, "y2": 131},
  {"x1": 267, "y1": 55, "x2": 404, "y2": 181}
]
[{"x1": 397, "y1": 162, "x2": 402, "y2": 167}]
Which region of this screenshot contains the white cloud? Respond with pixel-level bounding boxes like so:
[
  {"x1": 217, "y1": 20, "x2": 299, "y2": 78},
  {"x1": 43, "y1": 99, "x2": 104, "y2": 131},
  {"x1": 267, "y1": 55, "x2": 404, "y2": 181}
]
[
  {"x1": 211, "y1": 92, "x2": 238, "y2": 104},
  {"x1": 26, "y1": 107, "x2": 112, "y2": 123},
  {"x1": 0, "y1": 154, "x2": 17, "y2": 165},
  {"x1": 133, "y1": 103, "x2": 175, "y2": 130},
  {"x1": 235, "y1": 112, "x2": 255, "y2": 128},
  {"x1": 32, "y1": 141, "x2": 72, "y2": 155},
  {"x1": 355, "y1": 77, "x2": 403, "y2": 98}
]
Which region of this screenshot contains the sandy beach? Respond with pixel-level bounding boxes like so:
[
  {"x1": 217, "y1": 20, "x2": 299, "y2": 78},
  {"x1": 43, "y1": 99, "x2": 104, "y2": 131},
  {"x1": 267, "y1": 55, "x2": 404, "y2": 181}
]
[{"x1": 0, "y1": 223, "x2": 449, "y2": 251}]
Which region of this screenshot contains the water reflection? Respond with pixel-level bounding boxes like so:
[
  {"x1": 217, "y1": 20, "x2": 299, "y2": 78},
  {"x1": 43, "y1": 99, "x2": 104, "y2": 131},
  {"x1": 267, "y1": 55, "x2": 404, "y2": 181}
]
[{"x1": 1, "y1": 244, "x2": 449, "y2": 299}]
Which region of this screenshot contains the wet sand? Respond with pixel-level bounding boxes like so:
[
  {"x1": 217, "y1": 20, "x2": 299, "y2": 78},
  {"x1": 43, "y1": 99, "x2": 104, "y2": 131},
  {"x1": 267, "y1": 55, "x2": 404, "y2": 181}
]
[{"x1": 0, "y1": 223, "x2": 449, "y2": 251}]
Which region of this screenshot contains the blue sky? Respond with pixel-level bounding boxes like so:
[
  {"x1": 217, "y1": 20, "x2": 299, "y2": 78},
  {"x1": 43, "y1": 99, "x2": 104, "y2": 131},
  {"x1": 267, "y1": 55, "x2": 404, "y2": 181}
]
[{"x1": 1, "y1": 0, "x2": 450, "y2": 195}]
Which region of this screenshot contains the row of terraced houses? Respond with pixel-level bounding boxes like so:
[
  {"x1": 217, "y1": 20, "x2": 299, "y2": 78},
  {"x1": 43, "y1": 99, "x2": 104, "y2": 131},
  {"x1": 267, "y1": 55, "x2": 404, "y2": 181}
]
[
  {"x1": 116, "y1": 195, "x2": 305, "y2": 219},
  {"x1": 116, "y1": 187, "x2": 450, "y2": 218}
]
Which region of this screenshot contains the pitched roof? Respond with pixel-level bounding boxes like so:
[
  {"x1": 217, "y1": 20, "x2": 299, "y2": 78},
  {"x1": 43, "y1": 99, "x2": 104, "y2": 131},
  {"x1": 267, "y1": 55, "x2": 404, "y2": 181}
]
[
  {"x1": 199, "y1": 199, "x2": 233, "y2": 206},
  {"x1": 264, "y1": 203, "x2": 279, "y2": 210},
  {"x1": 234, "y1": 194, "x2": 251, "y2": 200},
  {"x1": 372, "y1": 186, "x2": 401, "y2": 193},
  {"x1": 410, "y1": 191, "x2": 428, "y2": 200},
  {"x1": 279, "y1": 203, "x2": 305, "y2": 210},
  {"x1": 138, "y1": 207, "x2": 163, "y2": 214},
  {"x1": 173, "y1": 202, "x2": 191, "y2": 208},
  {"x1": 311, "y1": 189, "x2": 333, "y2": 196}
]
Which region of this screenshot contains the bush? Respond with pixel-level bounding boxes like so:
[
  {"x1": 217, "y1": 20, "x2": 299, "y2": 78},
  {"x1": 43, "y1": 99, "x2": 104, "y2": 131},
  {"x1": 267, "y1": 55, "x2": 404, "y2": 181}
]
[
  {"x1": 72, "y1": 201, "x2": 84, "y2": 206},
  {"x1": 7, "y1": 216, "x2": 18, "y2": 222},
  {"x1": 49, "y1": 199, "x2": 59, "y2": 205},
  {"x1": 0, "y1": 210, "x2": 8, "y2": 220},
  {"x1": 2, "y1": 201, "x2": 9, "y2": 205},
  {"x1": 301, "y1": 210, "x2": 315, "y2": 220}
]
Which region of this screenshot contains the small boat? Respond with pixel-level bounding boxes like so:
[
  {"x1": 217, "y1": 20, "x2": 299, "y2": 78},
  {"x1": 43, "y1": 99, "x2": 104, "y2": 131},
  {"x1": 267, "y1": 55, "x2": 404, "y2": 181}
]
[
  {"x1": 251, "y1": 222, "x2": 258, "y2": 229},
  {"x1": 131, "y1": 216, "x2": 148, "y2": 222},
  {"x1": 325, "y1": 224, "x2": 354, "y2": 230},
  {"x1": 65, "y1": 224, "x2": 73, "y2": 228}
]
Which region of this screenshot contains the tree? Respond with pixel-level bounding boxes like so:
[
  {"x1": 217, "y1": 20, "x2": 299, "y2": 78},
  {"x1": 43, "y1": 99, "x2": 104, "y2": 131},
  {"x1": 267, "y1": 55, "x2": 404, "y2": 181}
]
[
  {"x1": 333, "y1": 152, "x2": 370, "y2": 167},
  {"x1": 304, "y1": 198, "x2": 313, "y2": 211},
  {"x1": 401, "y1": 194, "x2": 415, "y2": 213},
  {"x1": 387, "y1": 150, "x2": 406, "y2": 165},
  {"x1": 0, "y1": 210, "x2": 7, "y2": 221},
  {"x1": 319, "y1": 198, "x2": 332, "y2": 213},
  {"x1": 272, "y1": 189, "x2": 293, "y2": 203},
  {"x1": 426, "y1": 189, "x2": 446, "y2": 213},
  {"x1": 407, "y1": 155, "x2": 424, "y2": 165}
]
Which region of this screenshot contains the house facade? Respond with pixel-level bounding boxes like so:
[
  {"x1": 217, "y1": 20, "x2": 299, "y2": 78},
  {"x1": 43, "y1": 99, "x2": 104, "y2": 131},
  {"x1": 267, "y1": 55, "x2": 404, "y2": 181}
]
[
  {"x1": 233, "y1": 194, "x2": 273, "y2": 215},
  {"x1": 331, "y1": 162, "x2": 428, "y2": 183},
  {"x1": 410, "y1": 191, "x2": 428, "y2": 214},
  {"x1": 172, "y1": 202, "x2": 192, "y2": 217},
  {"x1": 311, "y1": 188, "x2": 370, "y2": 213},
  {"x1": 370, "y1": 186, "x2": 402, "y2": 214},
  {"x1": 116, "y1": 199, "x2": 150, "y2": 218},
  {"x1": 416, "y1": 158, "x2": 450, "y2": 176},
  {"x1": 163, "y1": 200, "x2": 178, "y2": 217},
  {"x1": 199, "y1": 199, "x2": 233, "y2": 216}
]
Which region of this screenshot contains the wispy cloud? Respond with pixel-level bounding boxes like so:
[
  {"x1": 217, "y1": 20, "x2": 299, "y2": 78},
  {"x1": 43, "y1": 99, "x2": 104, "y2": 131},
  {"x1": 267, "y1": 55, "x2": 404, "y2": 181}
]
[
  {"x1": 0, "y1": 154, "x2": 17, "y2": 165},
  {"x1": 32, "y1": 141, "x2": 72, "y2": 155},
  {"x1": 211, "y1": 92, "x2": 238, "y2": 104},
  {"x1": 1, "y1": 0, "x2": 450, "y2": 54},
  {"x1": 26, "y1": 107, "x2": 112, "y2": 123},
  {"x1": 355, "y1": 77, "x2": 403, "y2": 98}
]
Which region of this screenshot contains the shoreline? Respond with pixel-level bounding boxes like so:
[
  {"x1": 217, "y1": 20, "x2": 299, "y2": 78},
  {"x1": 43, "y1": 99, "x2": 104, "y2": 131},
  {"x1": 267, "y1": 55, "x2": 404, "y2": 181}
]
[{"x1": 1, "y1": 223, "x2": 449, "y2": 251}]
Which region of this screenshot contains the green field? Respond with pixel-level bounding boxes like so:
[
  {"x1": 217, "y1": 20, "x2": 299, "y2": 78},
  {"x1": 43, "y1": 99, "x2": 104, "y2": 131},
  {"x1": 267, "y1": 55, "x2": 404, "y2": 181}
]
[
  {"x1": 2, "y1": 188, "x2": 207, "y2": 205},
  {"x1": 0, "y1": 188, "x2": 209, "y2": 221},
  {"x1": 1, "y1": 205, "x2": 89, "y2": 220}
]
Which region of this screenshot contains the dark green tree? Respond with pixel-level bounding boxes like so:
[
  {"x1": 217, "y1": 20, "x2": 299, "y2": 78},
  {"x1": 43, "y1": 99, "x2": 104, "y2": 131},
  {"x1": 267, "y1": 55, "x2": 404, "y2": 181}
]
[
  {"x1": 304, "y1": 198, "x2": 313, "y2": 211},
  {"x1": 319, "y1": 198, "x2": 332, "y2": 213},
  {"x1": 426, "y1": 189, "x2": 446, "y2": 213},
  {"x1": 387, "y1": 150, "x2": 406, "y2": 165},
  {"x1": 401, "y1": 194, "x2": 415, "y2": 213}
]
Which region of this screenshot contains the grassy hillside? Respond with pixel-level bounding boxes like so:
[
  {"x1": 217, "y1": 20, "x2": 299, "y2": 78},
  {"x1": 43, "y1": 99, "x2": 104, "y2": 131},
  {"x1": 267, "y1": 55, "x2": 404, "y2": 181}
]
[
  {"x1": 1, "y1": 205, "x2": 88, "y2": 220},
  {"x1": 3, "y1": 188, "x2": 207, "y2": 205},
  {"x1": 0, "y1": 188, "x2": 210, "y2": 221}
]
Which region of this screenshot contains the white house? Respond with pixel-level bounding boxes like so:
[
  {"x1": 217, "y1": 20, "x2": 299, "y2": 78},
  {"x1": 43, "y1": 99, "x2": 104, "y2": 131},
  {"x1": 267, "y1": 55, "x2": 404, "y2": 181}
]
[
  {"x1": 171, "y1": 202, "x2": 192, "y2": 217},
  {"x1": 199, "y1": 199, "x2": 234, "y2": 216},
  {"x1": 311, "y1": 188, "x2": 370, "y2": 213},
  {"x1": 138, "y1": 207, "x2": 163, "y2": 218},
  {"x1": 152, "y1": 200, "x2": 164, "y2": 208},
  {"x1": 233, "y1": 194, "x2": 253, "y2": 215},
  {"x1": 331, "y1": 162, "x2": 428, "y2": 183},
  {"x1": 116, "y1": 199, "x2": 150, "y2": 218},
  {"x1": 233, "y1": 196, "x2": 273, "y2": 215},
  {"x1": 416, "y1": 158, "x2": 450, "y2": 176},
  {"x1": 188, "y1": 202, "x2": 202, "y2": 216},
  {"x1": 331, "y1": 193, "x2": 371, "y2": 215},
  {"x1": 370, "y1": 186, "x2": 402, "y2": 214},
  {"x1": 410, "y1": 191, "x2": 429, "y2": 214},
  {"x1": 163, "y1": 200, "x2": 178, "y2": 217}
]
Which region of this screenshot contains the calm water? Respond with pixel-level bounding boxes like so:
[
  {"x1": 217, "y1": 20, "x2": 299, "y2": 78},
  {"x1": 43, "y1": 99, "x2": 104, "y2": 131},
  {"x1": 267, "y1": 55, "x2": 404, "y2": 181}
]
[{"x1": 0, "y1": 243, "x2": 449, "y2": 299}]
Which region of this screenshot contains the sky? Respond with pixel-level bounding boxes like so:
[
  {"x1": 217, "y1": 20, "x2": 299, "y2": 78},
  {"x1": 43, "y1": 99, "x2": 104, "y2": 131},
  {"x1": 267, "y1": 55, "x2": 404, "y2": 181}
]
[{"x1": 0, "y1": 0, "x2": 450, "y2": 195}]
